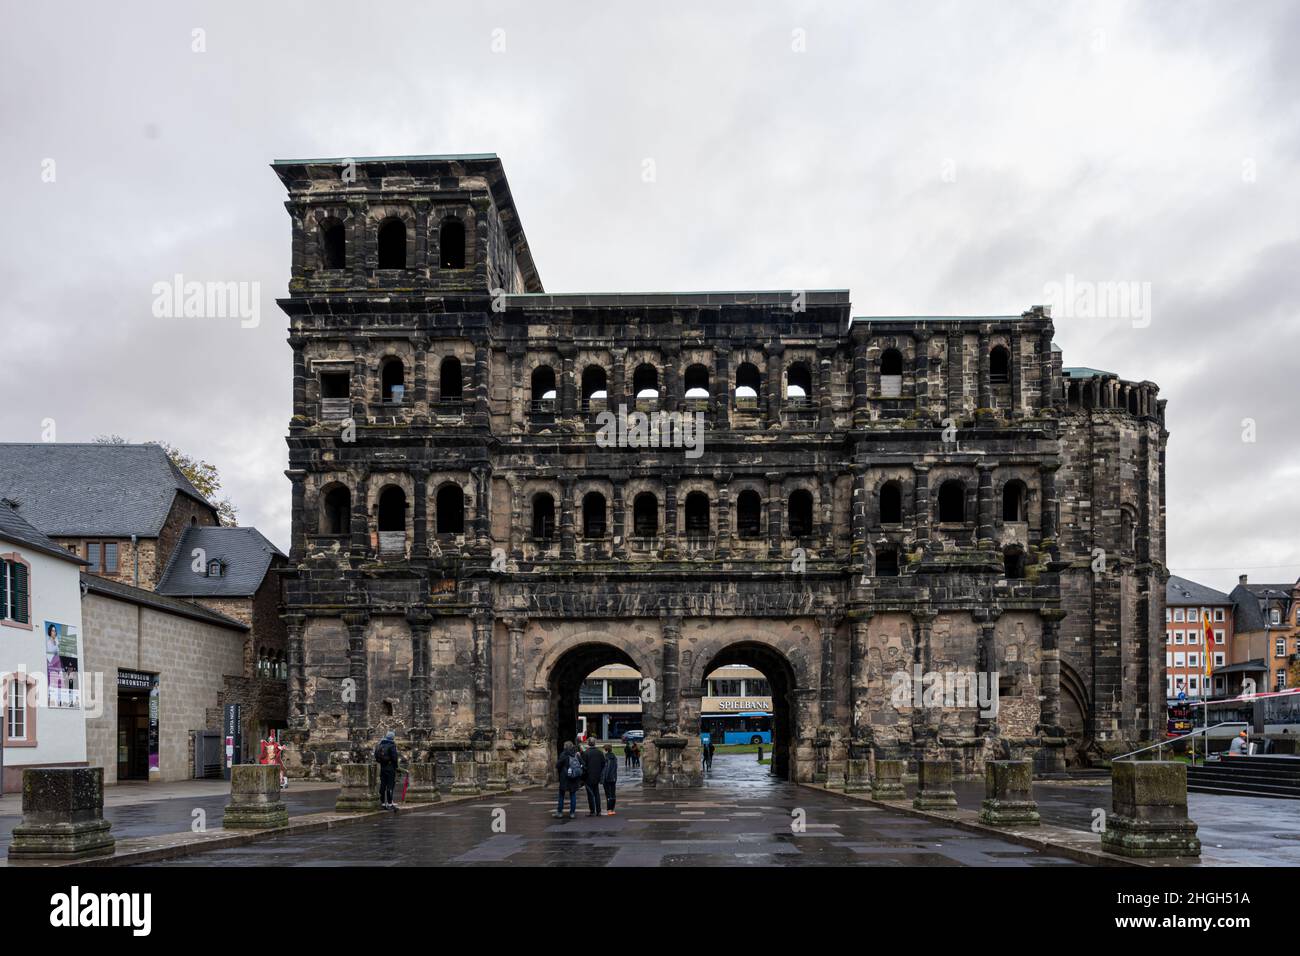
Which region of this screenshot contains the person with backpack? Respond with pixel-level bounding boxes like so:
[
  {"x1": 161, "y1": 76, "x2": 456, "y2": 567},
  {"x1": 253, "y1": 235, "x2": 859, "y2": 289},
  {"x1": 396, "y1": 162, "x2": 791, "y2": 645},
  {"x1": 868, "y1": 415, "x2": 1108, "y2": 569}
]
[
  {"x1": 582, "y1": 739, "x2": 606, "y2": 816},
  {"x1": 601, "y1": 743, "x2": 618, "y2": 815},
  {"x1": 374, "y1": 731, "x2": 401, "y2": 810},
  {"x1": 554, "y1": 741, "x2": 584, "y2": 819}
]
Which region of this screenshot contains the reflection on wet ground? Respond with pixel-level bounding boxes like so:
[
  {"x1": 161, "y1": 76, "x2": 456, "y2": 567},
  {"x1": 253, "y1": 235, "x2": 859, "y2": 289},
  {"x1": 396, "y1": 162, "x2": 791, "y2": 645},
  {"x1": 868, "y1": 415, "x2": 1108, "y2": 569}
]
[{"x1": 149, "y1": 755, "x2": 1079, "y2": 867}]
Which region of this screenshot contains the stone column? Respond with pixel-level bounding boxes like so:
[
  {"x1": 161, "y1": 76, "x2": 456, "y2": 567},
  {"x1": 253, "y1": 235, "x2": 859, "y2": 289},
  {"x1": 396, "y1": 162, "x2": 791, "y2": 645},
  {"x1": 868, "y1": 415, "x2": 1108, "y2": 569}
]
[
  {"x1": 976, "y1": 462, "x2": 995, "y2": 547},
  {"x1": 285, "y1": 613, "x2": 306, "y2": 730},
  {"x1": 560, "y1": 477, "x2": 576, "y2": 559},
  {"x1": 766, "y1": 474, "x2": 783, "y2": 559},
  {"x1": 661, "y1": 615, "x2": 681, "y2": 734},
  {"x1": 912, "y1": 464, "x2": 931, "y2": 546},
  {"x1": 851, "y1": 333, "x2": 870, "y2": 427},
  {"x1": 6, "y1": 768, "x2": 115, "y2": 861},
  {"x1": 472, "y1": 610, "x2": 494, "y2": 732},
  {"x1": 224, "y1": 765, "x2": 289, "y2": 829},
  {"x1": 344, "y1": 612, "x2": 369, "y2": 741},
  {"x1": 1102, "y1": 761, "x2": 1200, "y2": 858},
  {"x1": 914, "y1": 759, "x2": 958, "y2": 809},
  {"x1": 408, "y1": 611, "x2": 432, "y2": 730},
  {"x1": 979, "y1": 760, "x2": 1040, "y2": 825},
  {"x1": 411, "y1": 467, "x2": 429, "y2": 559},
  {"x1": 505, "y1": 618, "x2": 528, "y2": 736}
]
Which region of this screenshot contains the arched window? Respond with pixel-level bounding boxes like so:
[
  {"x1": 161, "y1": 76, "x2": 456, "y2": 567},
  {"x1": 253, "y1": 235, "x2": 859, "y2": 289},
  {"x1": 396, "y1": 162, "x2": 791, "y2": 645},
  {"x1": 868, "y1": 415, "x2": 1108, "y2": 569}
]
[
  {"x1": 736, "y1": 489, "x2": 762, "y2": 538},
  {"x1": 322, "y1": 485, "x2": 351, "y2": 535},
  {"x1": 735, "y1": 363, "x2": 761, "y2": 408},
  {"x1": 581, "y1": 365, "x2": 607, "y2": 410},
  {"x1": 684, "y1": 491, "x2": 710, "y2": 537},
  {"x1": 439, "y1": 218, "x2": 466, "y2": 269},
  {"x1": 633, "y1": 364, "x2": 659, "y2": 404},
  {"x1": 1004, "y1": 547, "x2": 1027, "y2": 579},
  {"x1": 876, "y1": 547, "x2": 900, "y2": 577},
  {"x1": 531, "y1": 365, "x2": 556, "y2": 414},
  {"x1": 582, "y1": 492, "x2": 607, "y2": 538},
  {"x1": 439, "y1": 357, "x2": 463, "y2": 402},
  {"x1": 377, "y1": 217, "x2": 406, "y2": 269},
  {"x1": 787, "y1": 489, "x2": 814, "y2": 537},
  {"x1": 320, "y1": 219, "x2": 345, "y2": 270},
  {"x1": 633, "y1": 492, "x2": 658, "y2": 537},
  {"x1": 937, "y1": 479, "x2": 965, "y2": 523},
  {"x1": 380, "y1": 358, "x2": 405, "y2": 404},
  {"x1": 436, "y1": 484, "x2": 465, "y2": 535},
  {"x1": 990, "y1": 345, "x2": 1010, "y2": 385},
  {"x1": 786, "y1": 363, "x2": 813, "y2": 403},
  {"x1": 377, "y1": 487, "x2": 407, "y2": 554},
  {"x1": 1002, "y1": 479, "x2": 1027, "y2": 522},
  {"x1": 684, "y1": 364, "x2": 710, "y2": 400},
  {"x1": 532, "y1": 493, "x2": 555, "y2": 540},
  {"x1": 880, "y1": 348, "x2": 903, "y2": 397},
  {"x1": 879, "y1": 481, "x2": 902, "y2": 525}
]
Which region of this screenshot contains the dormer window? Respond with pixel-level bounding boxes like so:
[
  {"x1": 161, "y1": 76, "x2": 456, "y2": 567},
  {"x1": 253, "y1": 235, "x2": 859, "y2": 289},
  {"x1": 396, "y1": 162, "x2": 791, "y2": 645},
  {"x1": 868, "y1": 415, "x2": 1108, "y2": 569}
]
[{"x1": 206, "y1": 559, "x2": 225, "y2": 578}]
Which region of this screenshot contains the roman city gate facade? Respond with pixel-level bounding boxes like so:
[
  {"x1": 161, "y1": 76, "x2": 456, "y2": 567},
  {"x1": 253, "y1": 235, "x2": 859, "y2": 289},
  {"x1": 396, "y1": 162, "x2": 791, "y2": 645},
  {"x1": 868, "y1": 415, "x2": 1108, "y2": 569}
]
[{"x1": 273, "y1": 155, "x2": 1169, "y2": 787}]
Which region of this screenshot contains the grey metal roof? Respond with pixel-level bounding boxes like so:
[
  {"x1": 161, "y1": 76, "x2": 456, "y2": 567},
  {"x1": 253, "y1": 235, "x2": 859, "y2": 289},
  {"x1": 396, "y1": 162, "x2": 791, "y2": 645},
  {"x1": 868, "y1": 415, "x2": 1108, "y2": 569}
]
[
  {"x1": 0, "y1": 443, "x2": 217, "y2": 537},
  {"x1": 0, "y1": 500, "x2": 87, "y2": 565},
  {"x1": 1166, "y1": 575, "x2": 1233, "y2": 606},
  {"x1": 81, "y1": 573, "x2": 249, "y2": 631},
  {"x1": 155, "y1": 526, "x2": 285, "y2": 598}
]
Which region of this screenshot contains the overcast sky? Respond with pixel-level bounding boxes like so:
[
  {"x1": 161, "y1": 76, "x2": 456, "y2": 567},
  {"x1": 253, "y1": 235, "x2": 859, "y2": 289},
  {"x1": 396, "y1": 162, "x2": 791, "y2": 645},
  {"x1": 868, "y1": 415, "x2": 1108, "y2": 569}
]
[{"x1": 3, "y1": 1, "x2": 1297, "y2": 594}]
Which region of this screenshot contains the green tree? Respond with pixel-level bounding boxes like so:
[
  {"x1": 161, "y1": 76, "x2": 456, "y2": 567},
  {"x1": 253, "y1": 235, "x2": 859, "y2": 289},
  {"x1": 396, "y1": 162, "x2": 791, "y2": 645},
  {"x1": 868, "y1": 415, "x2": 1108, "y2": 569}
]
[{"x1": 94, "y1": 435, "x2": 238, "y2": 526}]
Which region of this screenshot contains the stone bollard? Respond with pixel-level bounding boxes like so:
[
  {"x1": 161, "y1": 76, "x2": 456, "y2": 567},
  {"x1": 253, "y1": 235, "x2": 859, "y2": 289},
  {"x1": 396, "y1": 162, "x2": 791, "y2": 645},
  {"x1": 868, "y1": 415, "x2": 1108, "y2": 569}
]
[
  {"x1": 844, "y1": 758, "x2": 871, "y2": 794},
  {"x1": 913, "y1": 759, "x2": 958, "y2": 810},
  {"x1": 871, "y1": 759, "x2": 907, "y2": 800},
  {"x1": 485, "y1": 760, "x2": 511, "y2": 793},
  {"x1": 7, "y1": 768, "x2": 116, "y2": 861},
  {"x1": 335, "y1": 762, "x2": 380, "y2": 812},
  {"x1": 1102, "y1": 761, "x2": 1201, "y2": 859},
  {"x1": 224, "y1": 765, "x2": 289, "y2": 829},
  {"x1": 450, "y1": 758, "x2": 481, "y2": 795},
  {"x1": 405, "y1": 762, "x2": 441, "y2": 803},
  {"x1": 979, "y1": 759, "x2": 1040, "y2": 826}
]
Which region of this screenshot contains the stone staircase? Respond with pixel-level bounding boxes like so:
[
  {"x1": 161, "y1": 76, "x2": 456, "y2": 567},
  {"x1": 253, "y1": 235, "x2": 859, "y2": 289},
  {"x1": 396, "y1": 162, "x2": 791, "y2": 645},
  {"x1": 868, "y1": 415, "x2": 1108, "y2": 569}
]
[{"x1": 1187, "y1": 754, "x2": 1300, "y2": 799}]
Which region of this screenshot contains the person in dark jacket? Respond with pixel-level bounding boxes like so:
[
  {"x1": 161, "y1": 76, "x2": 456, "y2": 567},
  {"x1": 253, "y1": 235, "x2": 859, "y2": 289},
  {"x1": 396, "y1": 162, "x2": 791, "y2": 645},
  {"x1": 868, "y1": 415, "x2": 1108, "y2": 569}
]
[
  {"x1": 583, "y1": 740, "x2": 606, "y2": 816},
  {"x1": 555, "y1": 741, "x2": 584, "y2": 818},
  {"x1": 601, "y1": 744, "x2": 618, "y2": 815},
  {"x1": 375, "y1": 731, "x2": 401, "y2": 810}
]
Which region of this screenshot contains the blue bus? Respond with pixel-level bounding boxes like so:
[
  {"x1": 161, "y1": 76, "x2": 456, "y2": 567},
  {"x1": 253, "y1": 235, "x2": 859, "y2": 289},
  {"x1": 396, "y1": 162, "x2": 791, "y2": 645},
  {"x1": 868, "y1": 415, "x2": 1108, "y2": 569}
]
[{"x1": 700, "y1": 712, "x2": 772, "y2": 745}]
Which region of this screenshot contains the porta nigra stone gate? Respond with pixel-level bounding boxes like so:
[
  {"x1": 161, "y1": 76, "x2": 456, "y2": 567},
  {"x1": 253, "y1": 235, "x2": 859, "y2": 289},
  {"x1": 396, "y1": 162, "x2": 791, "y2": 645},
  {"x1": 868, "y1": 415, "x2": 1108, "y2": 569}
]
[{"x1": 273, "y1": 155, "x2": 1169, "y2": 789}]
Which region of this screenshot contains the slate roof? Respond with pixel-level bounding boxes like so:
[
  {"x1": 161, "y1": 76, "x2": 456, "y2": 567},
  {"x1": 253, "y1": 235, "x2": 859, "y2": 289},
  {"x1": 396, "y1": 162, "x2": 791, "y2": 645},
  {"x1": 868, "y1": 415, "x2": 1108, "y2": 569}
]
[
  {"x1": 1166, "y1": 575, "x2": 1233, "y2": 607},
  {"x1": 81, "y1": 573, "x2": 249, "y2": 631},
  {"x1": 0, "y1": 443, "x2": 217, "y2": 537},
  {"x1": 155, "y1": 526, "x2": 285, "y2": 598},
  {"x1": 0, "y1": 500, "x2": 87, "y2": 565}
]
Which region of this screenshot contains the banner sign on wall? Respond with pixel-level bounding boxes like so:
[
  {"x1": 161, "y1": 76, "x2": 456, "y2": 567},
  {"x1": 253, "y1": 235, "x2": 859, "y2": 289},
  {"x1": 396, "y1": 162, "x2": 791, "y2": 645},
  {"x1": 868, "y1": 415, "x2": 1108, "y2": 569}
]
[{"x1": 44, "y1": 621, "x2": 81, "y2": 708}]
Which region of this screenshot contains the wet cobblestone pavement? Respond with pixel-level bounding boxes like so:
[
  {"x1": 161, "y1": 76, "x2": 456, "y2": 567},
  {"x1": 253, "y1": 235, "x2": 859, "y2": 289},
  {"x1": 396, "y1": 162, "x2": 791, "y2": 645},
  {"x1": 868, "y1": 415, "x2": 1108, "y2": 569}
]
[{"x1": 150, "y1": 755, "x2": 1079, "y2": 867}]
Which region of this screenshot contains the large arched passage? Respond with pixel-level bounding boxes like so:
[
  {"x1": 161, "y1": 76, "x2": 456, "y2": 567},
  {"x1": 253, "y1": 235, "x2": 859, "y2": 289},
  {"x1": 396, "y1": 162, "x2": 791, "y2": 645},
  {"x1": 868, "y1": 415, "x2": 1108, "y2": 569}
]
[{"x1": 695, "y1": 641, "x2": 799, "y2": 781}]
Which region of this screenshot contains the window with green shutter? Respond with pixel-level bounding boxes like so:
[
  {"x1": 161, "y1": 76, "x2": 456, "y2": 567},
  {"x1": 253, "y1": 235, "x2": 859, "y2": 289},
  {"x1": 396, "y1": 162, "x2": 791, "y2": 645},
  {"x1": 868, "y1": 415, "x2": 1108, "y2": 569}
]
[{"x1": 10, "y1": 561, "x2": 28, "y2": 624}]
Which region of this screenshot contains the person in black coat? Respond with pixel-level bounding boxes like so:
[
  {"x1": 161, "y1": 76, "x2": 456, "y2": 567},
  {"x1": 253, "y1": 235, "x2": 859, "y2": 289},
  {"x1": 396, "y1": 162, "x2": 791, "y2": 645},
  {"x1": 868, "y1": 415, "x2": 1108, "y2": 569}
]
[
  {"x1": 555, "y1": 741, "x2": 584, "y2": 818},
  {"x1": 374, "y1": 731, "x2": 401, "y2": 810},
  {"x1": 582, "y1": 740, "x2": 605, "y2": 816}
]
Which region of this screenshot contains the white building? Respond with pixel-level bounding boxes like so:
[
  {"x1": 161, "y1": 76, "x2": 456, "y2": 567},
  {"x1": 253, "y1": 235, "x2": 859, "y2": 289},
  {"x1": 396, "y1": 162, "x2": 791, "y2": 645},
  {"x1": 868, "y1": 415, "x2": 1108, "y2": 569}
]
[{"x1": 1, "y1": 500, "x2": 89, "y2": 792}]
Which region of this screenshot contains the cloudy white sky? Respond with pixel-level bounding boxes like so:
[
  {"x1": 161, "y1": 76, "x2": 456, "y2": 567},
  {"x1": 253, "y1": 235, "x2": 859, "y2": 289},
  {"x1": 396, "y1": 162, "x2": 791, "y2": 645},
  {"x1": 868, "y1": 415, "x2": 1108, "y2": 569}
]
[{"x1": 2, "y1": 1, "x2": 1297, "y2": 594}]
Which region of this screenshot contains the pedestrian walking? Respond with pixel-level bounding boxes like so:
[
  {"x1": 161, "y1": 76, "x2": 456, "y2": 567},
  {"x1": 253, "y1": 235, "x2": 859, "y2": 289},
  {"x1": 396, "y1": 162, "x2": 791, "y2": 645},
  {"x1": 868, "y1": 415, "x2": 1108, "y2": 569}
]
[
  {"x1": 601, "y1": 744, "x2": 618, "y2": 815},
  {"x1": 374, "y1": 731, "x2": 401, "y2": 810},
  {"x1": 555, "y1": 741, "x2": 585, "y2": 818},
  {"x1": 583, "y1": 739, "x2": 606, "y2": 816}
]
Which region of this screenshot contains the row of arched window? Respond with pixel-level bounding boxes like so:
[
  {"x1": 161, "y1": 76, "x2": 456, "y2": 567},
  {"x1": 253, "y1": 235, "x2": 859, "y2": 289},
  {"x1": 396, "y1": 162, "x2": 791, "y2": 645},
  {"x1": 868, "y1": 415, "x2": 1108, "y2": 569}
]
[
  {"x1": 877, "y1": 478, "x2": 1028, "y2": 525},
  {"x1": 317, "y1": 216, "x2": 467, "y2": 271}
]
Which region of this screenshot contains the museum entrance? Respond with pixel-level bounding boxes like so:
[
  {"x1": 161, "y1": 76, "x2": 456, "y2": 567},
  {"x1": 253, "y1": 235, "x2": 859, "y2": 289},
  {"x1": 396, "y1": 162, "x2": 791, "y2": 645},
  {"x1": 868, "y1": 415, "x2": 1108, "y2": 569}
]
[{"x1": 117, "y1": 690, "x2": 151, "y2": 781}]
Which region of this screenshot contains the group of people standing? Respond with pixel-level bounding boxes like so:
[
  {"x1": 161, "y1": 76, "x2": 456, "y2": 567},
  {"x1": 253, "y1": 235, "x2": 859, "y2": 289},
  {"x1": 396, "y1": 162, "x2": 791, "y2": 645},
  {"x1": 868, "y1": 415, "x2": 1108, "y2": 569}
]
[{"x1": 555, "y1": 740, "x2": 619, "y2": 818}]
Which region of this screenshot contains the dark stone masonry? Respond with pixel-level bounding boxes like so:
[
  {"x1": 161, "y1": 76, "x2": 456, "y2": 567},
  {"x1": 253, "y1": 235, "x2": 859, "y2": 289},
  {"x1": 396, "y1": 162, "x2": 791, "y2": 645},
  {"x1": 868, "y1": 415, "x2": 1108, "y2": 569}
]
[{"x1": 272, "y1": 154, "x2": 1168, "y2": 789}]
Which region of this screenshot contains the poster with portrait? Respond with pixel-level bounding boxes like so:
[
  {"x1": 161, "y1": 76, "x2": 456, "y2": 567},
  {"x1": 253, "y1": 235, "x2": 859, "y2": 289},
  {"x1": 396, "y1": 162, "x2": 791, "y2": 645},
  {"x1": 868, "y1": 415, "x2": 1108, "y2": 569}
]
[{"x1": 44, "y1": 620, "x2": 81, "y2": 708}]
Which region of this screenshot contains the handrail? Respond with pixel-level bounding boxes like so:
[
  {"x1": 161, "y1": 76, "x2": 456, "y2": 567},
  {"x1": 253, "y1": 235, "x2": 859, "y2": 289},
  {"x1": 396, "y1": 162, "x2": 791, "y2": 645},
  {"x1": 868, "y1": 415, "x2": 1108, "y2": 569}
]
[{"x1": 1113, "y1": 721, "x2": 1248, "y2": 764}]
